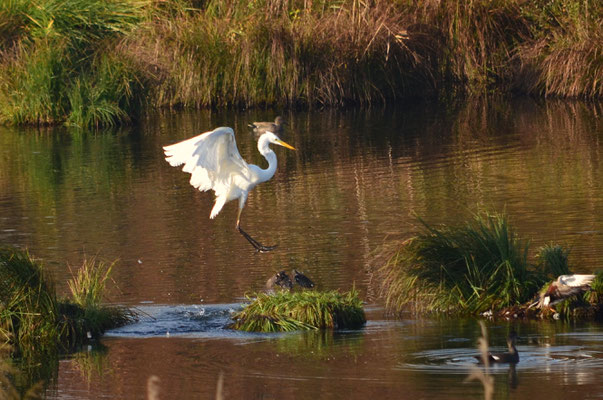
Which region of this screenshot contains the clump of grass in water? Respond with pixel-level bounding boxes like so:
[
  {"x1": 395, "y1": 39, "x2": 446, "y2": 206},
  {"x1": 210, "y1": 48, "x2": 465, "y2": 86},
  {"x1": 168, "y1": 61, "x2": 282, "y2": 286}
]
[
  {"x1": 376, "y1": 212, "x2": 546, "y2": 315},
  {"x1": 230, "y1": 290, "x2": 366, "y2": 332},
  {"x1": 61, "y1": 257, "x2": 135, "y2": 345},
  {"x1": 0, "y1": 247, "x2": 134, "y2": 354}
]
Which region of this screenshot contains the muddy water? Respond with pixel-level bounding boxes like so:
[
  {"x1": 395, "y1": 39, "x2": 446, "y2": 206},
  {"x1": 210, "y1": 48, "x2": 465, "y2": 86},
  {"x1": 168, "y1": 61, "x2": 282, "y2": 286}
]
[{"x1": 1, "y1": 98, "x2": 602, "y2": 399}]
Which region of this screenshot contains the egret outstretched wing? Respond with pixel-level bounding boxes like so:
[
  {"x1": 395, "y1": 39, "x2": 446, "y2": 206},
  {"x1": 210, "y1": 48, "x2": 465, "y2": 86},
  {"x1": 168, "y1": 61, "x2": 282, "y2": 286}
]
[
  {"x1": 163, "y1": 126, "x2": 296, "y2": 252},
  {"x1": 163, "y1": 126, "x2": 251, "y2": 195}
]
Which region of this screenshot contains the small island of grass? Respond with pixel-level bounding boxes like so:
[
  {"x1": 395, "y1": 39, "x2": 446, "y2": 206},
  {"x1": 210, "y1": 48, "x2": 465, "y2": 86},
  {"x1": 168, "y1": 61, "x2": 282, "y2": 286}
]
[
  {"x1": 373, "y1": 212, "x2": 603, "y2": 321},
  {"x1": 230, "y1": 290, "x2": 366, "y2": 332},
  {"x1": 0, "y1": 247, "x2": 135, "y2": 355}
]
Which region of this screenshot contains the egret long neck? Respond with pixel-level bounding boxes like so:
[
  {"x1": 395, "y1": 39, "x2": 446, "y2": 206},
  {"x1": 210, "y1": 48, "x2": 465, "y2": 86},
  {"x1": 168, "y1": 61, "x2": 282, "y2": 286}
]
[{"x1": 257, "y1": 138, "x2": 278, "y2": 184}]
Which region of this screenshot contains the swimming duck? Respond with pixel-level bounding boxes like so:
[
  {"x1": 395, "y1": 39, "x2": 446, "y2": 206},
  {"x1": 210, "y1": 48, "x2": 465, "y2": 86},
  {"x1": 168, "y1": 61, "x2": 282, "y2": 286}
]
[
  {"x1": 475, "y1": 331, "x2": 519, "y2": 364},
  {"x1": 265, "y1": 270, "x2": 293, "y2": 292},
  {"x1": 533, "y1": 274, "x2": 595, "y2": 309},
  {"x1": 293, "y1": 269, "x2": 315, "y2": 289},
  {"x1": 248, "y1": 116, "x2": 287, "y2": 137}
]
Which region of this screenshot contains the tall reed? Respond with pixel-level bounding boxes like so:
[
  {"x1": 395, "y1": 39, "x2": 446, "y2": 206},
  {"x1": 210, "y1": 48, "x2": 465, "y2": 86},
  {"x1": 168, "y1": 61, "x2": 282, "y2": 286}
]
[{"x1": 1, "y1": 0, "x2": 601, "y2": 127}]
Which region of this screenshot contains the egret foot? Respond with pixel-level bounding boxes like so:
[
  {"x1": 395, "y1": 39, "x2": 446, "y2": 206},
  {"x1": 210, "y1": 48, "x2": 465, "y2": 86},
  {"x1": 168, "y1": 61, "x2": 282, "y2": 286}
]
[{"x1": 238, "y1": 226, "x2": 277, "y2": 253}]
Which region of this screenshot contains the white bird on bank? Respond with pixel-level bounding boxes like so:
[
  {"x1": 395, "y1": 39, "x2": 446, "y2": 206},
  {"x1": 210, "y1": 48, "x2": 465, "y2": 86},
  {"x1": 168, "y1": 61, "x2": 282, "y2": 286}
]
[
  {"x1": 163, "y1": 127, "x2": 296, "y2": 252},
  {"x1": 533, "y1": 274, "x2": 596, "y2": 309}
]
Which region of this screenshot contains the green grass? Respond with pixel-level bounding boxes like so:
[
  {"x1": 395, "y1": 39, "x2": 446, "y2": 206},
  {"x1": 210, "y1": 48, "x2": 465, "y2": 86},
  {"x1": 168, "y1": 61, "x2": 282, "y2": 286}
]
[
  {"x1": 536, "y1": 243, "x2": 571, "y2": 277},
  {"x1": 230, "y1": 290, "x2": 366, "y2": 332},
  {"x1": 0, "y1": 0, "x2": 147, "y2": 127},
  {"x1": 376, "y1": 213, "x2": 547, "y2": 315},
  {"x1": 0, "y1": 247, "x2": 135, "y2": 355},
  {"x1": 1, "y1": 0, "x2": 602, "y2": 127}
]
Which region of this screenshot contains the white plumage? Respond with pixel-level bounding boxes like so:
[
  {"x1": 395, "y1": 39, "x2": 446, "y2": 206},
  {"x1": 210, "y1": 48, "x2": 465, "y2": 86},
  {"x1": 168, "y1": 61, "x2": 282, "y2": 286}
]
[{"x1": 163, "y1": 126, "x2": 296, "y2": 252}]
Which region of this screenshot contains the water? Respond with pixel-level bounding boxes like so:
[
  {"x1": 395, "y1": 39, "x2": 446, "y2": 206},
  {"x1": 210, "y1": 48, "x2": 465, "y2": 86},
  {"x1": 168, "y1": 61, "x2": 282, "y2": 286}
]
[{"x1": 1, "y1": 97, "x2": 602, "y2": 399}]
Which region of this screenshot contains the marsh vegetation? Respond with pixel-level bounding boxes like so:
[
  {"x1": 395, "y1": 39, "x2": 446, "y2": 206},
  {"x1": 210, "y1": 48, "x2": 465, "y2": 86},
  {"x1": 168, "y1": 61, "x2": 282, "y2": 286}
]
[
  {"x1": 0, "y1": 0, "x2": 601, "y2": 127},
  {"x1": 374, "y1": 213, "x2": 603, "y2": 319},
  {"x1": 0, "y1": 247, "x2": 135, "y2": 355},
  {"x1": 230, "y1": 290, "x2": 366, "y2": 332}
]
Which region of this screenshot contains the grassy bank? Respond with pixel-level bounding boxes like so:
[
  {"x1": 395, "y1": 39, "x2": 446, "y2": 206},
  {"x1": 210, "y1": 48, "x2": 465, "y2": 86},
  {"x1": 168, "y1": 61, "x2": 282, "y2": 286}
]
[
  {"x1": 230, "y1": 290, "x2": 366, "y2": 332},
  {"x1": 0, "y1": 0, "x2": 601, "y2": 127},
  {"x1": 0, "y1": 247, "x2": 134, "y2": 355},
  {"x1": 374, "y1": 213, "x2": 602, "y2": 318}
]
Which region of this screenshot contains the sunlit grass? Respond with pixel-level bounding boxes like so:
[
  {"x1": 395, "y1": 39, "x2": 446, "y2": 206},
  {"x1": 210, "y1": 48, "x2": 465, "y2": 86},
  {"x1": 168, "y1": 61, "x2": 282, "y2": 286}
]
[
  {"x1": 0, "y1": 246, "x2": 135, "y2": 355},
  {"x1": 230, "y1": 290, "x2": 366, "y2": 332},
  {"x1": 376, "y1": 213, "x2": 546, "y2": 315},
  {"x1": 0, "y1": 0, "x2": 147, "y2": 127},
  {"x1": 1, "y1": 0, "x2": 601, "y2": 127}
]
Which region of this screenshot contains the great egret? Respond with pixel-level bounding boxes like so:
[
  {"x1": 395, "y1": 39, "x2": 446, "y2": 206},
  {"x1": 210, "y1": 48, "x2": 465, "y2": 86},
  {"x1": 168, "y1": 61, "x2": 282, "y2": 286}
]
[
  {"x1": 475, "y1": 332, "x2": 519, "y2": 364},
  {"x1": 248, "y1": 116, "x2": 287, "y2": 138},
  {"x1": 293, "y1": 269, "x2": 315, "y2": 288},
  {"x1": 266, "y1": 270, "x2": 293, "y2": 292},
  {"x1": 533, "y1": 274, "x2": 595, "y2": 309},
  {"x1": 163, "y1": 126, "x2": 296, "y2": 252}
]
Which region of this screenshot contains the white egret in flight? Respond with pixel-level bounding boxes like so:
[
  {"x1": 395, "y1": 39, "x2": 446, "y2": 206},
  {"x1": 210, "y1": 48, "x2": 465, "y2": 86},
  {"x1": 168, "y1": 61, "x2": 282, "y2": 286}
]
[{"x1": 163, "y1": 126, "x2": 296, "y2": 252}]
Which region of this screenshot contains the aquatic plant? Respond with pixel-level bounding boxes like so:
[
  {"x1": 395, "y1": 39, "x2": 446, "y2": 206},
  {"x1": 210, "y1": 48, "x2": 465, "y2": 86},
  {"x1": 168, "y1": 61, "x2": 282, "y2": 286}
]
[
  {"x1": 376, "y1": 213, "x2": 546, "y2": 315},
  {"x1": 230, "y1": 290, "x2": 366, "y2": 332},
  {"x1": 0, "y1": 247, "x2": 134, "y2": 354}
]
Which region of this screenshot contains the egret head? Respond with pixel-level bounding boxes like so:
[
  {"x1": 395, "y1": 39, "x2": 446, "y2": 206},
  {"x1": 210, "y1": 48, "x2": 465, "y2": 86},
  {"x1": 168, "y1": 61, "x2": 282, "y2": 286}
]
[{"x1": 261, "y1": 131, "x2": 296, "y2": 150}]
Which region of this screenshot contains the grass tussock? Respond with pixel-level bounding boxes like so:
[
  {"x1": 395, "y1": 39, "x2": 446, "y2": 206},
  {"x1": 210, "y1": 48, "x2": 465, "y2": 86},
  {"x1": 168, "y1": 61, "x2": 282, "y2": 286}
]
[
  {"x1": 1, "y1": 0, "x2": 602, "y2": 127},
  {"x1": 230, "y1": 290, "x2": 366, "y2": 332},
  {"x1": 0, "y1": 247, "x2": 134, "y2": 354},
  {"x1": 536, "y1": 243, "x2": 571, "y2": 277},
  {"x1": 375, "y1": 213, "x2": 547, "y2": 316}
]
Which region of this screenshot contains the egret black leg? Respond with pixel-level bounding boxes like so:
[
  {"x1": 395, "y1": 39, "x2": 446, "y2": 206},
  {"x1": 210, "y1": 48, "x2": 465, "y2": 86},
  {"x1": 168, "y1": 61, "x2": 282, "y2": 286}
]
[{"x1": 237, "y1": 225, "x2": 277, "y2": 253}]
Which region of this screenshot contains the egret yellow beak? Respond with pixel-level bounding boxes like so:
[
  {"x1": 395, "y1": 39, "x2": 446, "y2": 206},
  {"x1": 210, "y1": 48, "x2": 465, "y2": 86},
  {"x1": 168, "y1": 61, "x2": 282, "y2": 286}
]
[{"x1": 276, "y1": 139, "x2": 296, "y2": 150}]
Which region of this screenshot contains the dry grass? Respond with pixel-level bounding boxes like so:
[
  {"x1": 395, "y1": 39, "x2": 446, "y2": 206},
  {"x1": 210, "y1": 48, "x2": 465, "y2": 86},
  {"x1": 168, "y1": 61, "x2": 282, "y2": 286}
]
[{"x1": 1, "y1": 0, "x2": 601, "y2": 126}]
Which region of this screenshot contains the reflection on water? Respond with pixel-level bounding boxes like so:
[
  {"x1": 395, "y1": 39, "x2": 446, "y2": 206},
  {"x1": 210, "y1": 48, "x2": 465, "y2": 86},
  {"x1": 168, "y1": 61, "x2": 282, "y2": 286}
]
[
  {"x1": 37, "y1": 315, "x2": 603, "y2": 400},
  {"x1": 1, "y1": 97, "x2": 602, "y2": 399}
]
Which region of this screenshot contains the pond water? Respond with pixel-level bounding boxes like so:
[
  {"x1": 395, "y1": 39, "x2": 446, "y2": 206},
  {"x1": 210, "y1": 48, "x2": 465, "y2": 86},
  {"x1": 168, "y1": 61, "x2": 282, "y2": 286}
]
[{"x1": 0, "y1": 97, "x2": 602, "y2": 399}]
